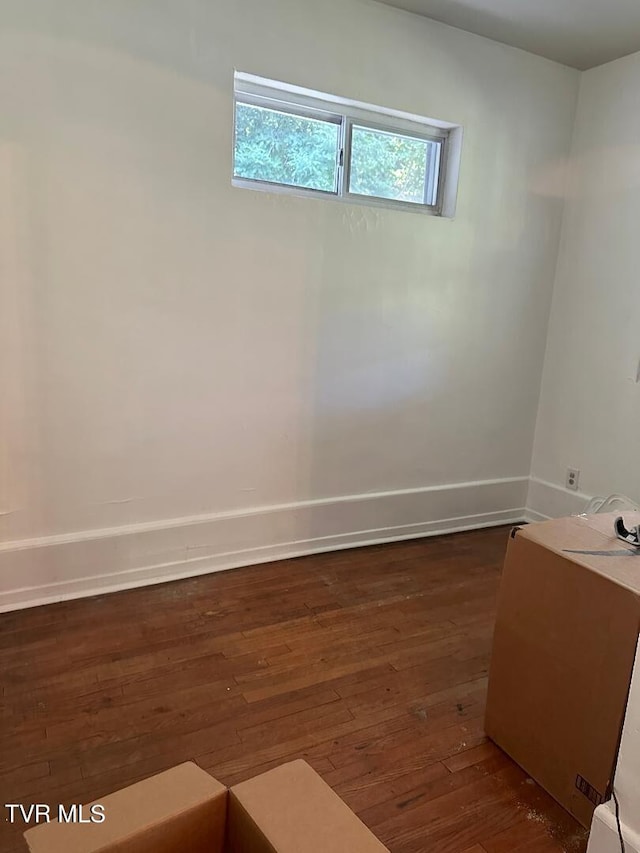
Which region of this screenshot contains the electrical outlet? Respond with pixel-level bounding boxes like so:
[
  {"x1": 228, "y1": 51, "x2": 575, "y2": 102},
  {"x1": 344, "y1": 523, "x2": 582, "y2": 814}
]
[{"x1": 566, "y1": 468, "x2": 580, "y2": 492}]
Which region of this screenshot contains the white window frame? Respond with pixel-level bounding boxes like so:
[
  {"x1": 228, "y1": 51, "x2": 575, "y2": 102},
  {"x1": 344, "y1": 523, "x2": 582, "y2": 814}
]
[{"x1": 233, "y1": 73, "x2": 462, "y2": 218}]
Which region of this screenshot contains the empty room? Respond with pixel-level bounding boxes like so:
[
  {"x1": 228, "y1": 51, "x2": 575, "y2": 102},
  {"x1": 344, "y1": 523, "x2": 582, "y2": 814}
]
[{"x1": 1, "y1": 1, "x2": 639, "y2": 851}]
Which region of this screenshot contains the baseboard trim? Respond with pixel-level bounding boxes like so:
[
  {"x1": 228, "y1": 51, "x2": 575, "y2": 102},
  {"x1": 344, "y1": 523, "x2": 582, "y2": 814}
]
[
  {"x1": 526, "y1": 476, "x2": 591, "y2": 521},
  {"x1": 0, "y1": 477, "x2": 527, "y2": 612},
  {"x1": 587, "y1": 802, "x2": 640, "y2": 853},
  {"x1": 522, "y1": 508, "x2": 550, "y2": 523}
]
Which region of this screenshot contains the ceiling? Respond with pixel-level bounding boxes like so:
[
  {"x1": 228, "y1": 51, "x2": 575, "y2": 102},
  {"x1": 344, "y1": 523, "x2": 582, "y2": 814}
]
[{"x1": 376, "y1": 0, "x2": 640, "y2": 69}]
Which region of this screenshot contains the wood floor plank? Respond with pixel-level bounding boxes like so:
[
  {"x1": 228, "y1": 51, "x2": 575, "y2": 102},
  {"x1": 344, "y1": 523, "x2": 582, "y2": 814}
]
[{"x1": 0, "y1": 525, "x2": 588, "y2": 853}]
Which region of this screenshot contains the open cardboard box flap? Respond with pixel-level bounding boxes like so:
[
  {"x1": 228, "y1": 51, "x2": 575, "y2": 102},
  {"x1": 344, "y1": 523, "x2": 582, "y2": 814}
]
[
  {"x1": 24, "y1": 759, "x2": 389, "y2": 853},
  {"x1": 519, "y1": 511, "x2": 640, "y2": 593},
  {"x1": 227, "y1": 759, "x2": 388, "y2": 852}
]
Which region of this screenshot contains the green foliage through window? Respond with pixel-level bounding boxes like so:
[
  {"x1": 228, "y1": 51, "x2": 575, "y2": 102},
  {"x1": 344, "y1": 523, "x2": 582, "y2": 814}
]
[
  {"x1": 233, "y1": 97, "x2": 444, "y2": 211},
  {"x1": 349, "y1": 126, "x2": 435, "y2": 204},
  {"x1": 234, "y1": 103, "x2": 339, "y2": 193}
]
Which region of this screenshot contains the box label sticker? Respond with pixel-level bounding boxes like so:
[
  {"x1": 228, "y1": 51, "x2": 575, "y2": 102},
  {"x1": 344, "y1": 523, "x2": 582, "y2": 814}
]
[{"x1": 575, "y1": 775, "x2": 604, "y2": 806}]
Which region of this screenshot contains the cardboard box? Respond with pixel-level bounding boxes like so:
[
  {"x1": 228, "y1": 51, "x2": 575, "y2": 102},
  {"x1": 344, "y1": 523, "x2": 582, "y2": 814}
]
[
  {"x1": 24, "y1": 759, "x2": 389, "y2": 853},
  {"x1": 485, "y1": 512, "x2": 640, "y2": 828}
]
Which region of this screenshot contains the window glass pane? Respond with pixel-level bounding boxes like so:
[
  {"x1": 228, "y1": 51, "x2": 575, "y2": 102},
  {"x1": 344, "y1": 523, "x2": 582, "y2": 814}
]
[
  {"x1": 234, "y1": 102, "x2": 340, "y2": 193},
  {"x1": 348, "y1": 125, "x2": 440, "y2": 205}
]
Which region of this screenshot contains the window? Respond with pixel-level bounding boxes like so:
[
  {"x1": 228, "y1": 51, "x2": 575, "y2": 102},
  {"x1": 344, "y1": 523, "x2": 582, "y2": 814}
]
[
  {"x1": 234, "y1": 102, "x2": 341, "y2": 194},
  {"x1": 348, "y1": 124, "x2": 441, "y2": 206},
  {"x1": 233, "y1": 74, "x2": 462, "y2": 217}
]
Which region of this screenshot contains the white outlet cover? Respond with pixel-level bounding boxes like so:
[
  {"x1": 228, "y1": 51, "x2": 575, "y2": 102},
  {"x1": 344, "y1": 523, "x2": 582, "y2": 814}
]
[{"x1": 566, "y1": 468, "x2": 580, "y2": 491}]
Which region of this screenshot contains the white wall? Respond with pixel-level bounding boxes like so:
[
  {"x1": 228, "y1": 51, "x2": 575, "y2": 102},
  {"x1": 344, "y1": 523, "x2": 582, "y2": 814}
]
[
  {"x1": 0, "y1": 0, "x2": 578, "y2": 609},
  {"x1": 587, "y1": 637, "x2": 640, "y2": 853},
  {"x1": 527, "y1": 49, "x2": 640, "y2": 852},
  {"x1": 530, "y1": 51, "x2": 640, "y2": 519},
  {"x1": 615, "y1": 639, "x2": 640, "y2": 848}
]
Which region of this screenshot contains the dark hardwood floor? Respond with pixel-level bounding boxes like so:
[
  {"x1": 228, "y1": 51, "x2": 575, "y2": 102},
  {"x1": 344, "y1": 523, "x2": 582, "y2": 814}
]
[{"x1": 1, "y1": 526, "x2": 588, "y2": 853}]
